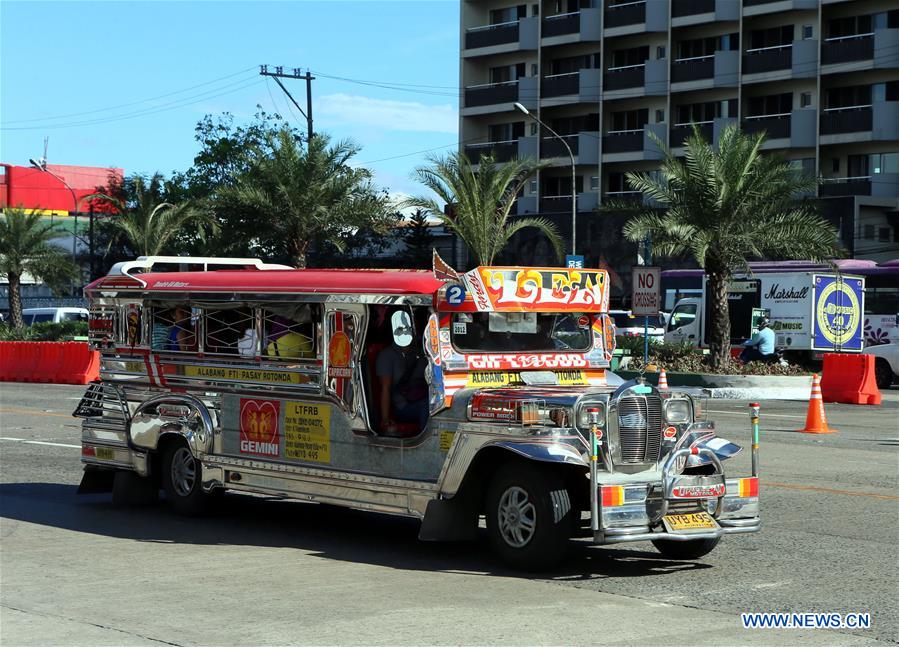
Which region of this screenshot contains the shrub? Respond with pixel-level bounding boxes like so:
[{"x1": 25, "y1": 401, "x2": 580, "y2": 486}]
[{"x1": 0, "y1": 321, "x2": 88, "y2": 341}]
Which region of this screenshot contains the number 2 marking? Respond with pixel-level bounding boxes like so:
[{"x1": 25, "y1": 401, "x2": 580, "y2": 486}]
[{"x1": 447, "y1": 285, "x2": 465, "y2": 306}]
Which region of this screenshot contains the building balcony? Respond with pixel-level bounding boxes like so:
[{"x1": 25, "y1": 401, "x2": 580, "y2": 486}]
[
  {"x1": 541, "y1": 134, "x2": 579, "y2": 159},
  {"x1": 670, "y1": 122, "x2": 713, "y2": 147},
  {"x1": 604, "y1": 65, "x2": 644, "y2": 91},
  {"x1": 464, "y1": 141, "x2": 518, "y2": 164},
  {"x1": 539, "y1": 133, "x2": 599, "y2": 165},
  {"x1": 602, "y1": 124, "x2": 666, "y2": 162},
  {"x1": 819, "y1": 177, "x2": 872, "y2": 197},
  {"x1": 822, "y1": 34, "x2": 874, "y2": 65},
  {"x1": 672, "y1": 0, "x2": 713, "y2": 17},
  {"x1": 541, "y1": 7, "x2": 602, "y2": 43},
  {"x1": 742, "y1": 0, "x2": 818, "y2": 16},
  {"x1": 542, "y1": 11, "x2": 579, "y2": 37},
  {"x1": 743, "y1": 45, "x2": 791, "y2": 74},
  {"x1": 541, "y1": 72, "x2": 580, "y2": 98},
  {"x1": 604, "y1": 1, "x2": 645, "y2": 29},
  {"x1": 464, "y1": 81, "x2": 520, "y2": 108},
  {"x1": 538, "y1": 193, "x2": 598, "y2": 215},
  {"x1": 820, "y1": 106, "x2": 873, "y2": 136},
  {"x1": 743, "y1": 114, "x2": 791, "y2": 139},
  {"x1": 671, "y1": 56, "x2": 713, "y2": 83},
  {"x1": 463, "y1": 17, "x2": 538, "y2": 55},
  {"x1": 465, "y1": 21, "x2": 518, "y2": 49},
  {"x1": 540, "y1": 69, "x2": 602, "y2": 104},
  {"x1": 603, "y1": 131, "x2": 643, "y2": 154}
]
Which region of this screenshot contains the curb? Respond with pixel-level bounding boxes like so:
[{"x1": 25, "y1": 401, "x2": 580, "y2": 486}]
[{"x1": 614, "y1": 370, "x2": 813, "y2": 400}]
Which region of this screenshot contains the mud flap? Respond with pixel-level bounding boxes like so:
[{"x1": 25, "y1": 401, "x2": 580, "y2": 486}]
[
  {"x1": 419, "y1": 496, "x2": 479, "y2": 542},
  {"x1": 77, "y1": 468, "x2": 115, "y2": 494}
]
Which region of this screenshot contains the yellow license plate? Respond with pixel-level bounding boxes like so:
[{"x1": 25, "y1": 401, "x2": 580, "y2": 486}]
[
  {"x1": 95, "y1": 447, "x2": 116, "y2": 461},
  {"x1": 663, "y1": 512, "x2": 718, "y2": 532}
]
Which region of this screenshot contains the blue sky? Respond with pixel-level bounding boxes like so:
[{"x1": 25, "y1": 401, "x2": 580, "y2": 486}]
[{"x1": 1, "y1": 1, "x2": 460, "y2": 197}]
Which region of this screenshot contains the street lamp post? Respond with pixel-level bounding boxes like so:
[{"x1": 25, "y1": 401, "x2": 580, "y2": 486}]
[
  {"x1": 514, "y1": 101, "x2": 577, "y2": 256},
  {"x1": 29, "y1": 158, "x2": 87, "y2": 291}
]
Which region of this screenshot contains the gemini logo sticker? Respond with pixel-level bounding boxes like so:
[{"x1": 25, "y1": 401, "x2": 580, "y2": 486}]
[
  {"x1": 814, "y1": 276, "x2": 862, "y2": 349},
  {"x1": 239, "y1": 398, "x2": 281, "y2": 457}
]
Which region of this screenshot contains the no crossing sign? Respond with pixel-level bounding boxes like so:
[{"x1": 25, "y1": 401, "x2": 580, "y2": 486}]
[{"x1": 631, "y1": 266, "x2": 661, "y2": 316}]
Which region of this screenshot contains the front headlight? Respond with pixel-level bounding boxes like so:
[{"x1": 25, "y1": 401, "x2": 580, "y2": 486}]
[
  {"x1": 576, "y1": 403, "x2": 605, "y2": 428},
  {"x1": 664, "y1": 399, "x2": 692, "y2": 424}
]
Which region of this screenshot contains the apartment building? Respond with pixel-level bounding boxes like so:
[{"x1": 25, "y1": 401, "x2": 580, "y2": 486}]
[{"x1": 459, "y1": 0, "x2": 899, "y2": 266}]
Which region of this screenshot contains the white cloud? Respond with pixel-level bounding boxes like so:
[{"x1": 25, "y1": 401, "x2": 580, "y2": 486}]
[{"x1": 317, "y1": 93, "x2": 457, "y2": 134}]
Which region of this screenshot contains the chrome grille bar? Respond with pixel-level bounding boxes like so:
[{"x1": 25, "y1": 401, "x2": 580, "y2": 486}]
[{"x1": 617, "y1": 394, "x2": 662, "y2": 463}]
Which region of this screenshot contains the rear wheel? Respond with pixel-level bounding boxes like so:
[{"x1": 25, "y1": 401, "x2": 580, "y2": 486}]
[
  {"x1": 486, "y1": 462, "x2": 572, "y2": 571},
  {"x1": 651, "y1": 537, "x2": 720, "y2": 560},
  {"x1": 161, "y1": 442, "x2": 207, "y2": 516},
  {"x1": 874, "y1": 358, "x2": 894, "y2": 389}
]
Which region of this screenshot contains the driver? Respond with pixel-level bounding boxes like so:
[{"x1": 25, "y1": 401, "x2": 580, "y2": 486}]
[{"x1": 376, "y1": 311, "x2": 428, "y2": 435}]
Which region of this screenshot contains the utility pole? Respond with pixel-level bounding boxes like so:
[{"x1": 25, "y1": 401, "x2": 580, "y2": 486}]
[{"x1": 259, "y1": 65, "x2": 315, "y2": 142}]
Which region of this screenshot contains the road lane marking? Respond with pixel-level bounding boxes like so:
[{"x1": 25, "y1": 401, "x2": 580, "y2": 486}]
[
  {"x1": 0, "y1": 406, "x2": 73, "y2": 419},
  {"x1": 765, "y1": 480, "x2": 899, "y2": 501},
  {"x1": 0, "y1": 437, "x2": 80, "y2": 449}
]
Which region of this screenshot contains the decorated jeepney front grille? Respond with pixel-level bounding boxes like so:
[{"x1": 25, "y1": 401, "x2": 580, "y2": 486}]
[{"x1": 617, "y1": 395, "x2": 663, "y2": 463}]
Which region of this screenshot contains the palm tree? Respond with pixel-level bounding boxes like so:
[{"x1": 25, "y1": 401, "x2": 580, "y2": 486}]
[
  {"x1": 87, "y1": 174, "x2": 216, "y2": 256},
  {"x1": 618, "y1": 125, "x2": 841, "y2": 370},
  {"x1": 218, "y1": 128, "x2": 392, "y2": 268},
  {"x1": 406, "y1": 152, "x2": 563, "y2": 267},
  {"x1": 0, "y1": 207, "x2": 79, "y2": 328}
]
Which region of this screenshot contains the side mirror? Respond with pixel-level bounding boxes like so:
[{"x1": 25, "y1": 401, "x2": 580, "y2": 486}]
[{"x1": 391, "y1": 310, "x2": 414, "y2": 348}]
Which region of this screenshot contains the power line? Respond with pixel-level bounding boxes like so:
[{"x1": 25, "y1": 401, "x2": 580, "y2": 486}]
[
  {"x1": 1, "y1": 67, "x2": 258, "y2": 125},
  {"x1": 1, "y1": 78, "x2": 264, "y2": 131}
]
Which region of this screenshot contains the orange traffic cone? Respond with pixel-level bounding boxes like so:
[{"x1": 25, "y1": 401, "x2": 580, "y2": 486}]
[
  {"x1": 658, "y1": 368, "x2": 669, "y2": 390},
  {"x1": 796, "y1": 374, "x2": 836, "y2": 434}
]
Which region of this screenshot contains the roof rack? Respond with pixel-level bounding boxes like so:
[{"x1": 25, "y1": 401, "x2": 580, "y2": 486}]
[{"x1": 106, "y1": 256, "x2": 292, "y2": 287}]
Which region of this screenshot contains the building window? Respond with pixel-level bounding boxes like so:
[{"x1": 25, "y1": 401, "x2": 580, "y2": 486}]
[
  {"x1": 800, "y1": 92, "x2": 812, "y2": 108},
  {"x1": 864, "y1": 224, "x2": 875, "y2": 239},
  {"x1": 610, "y1": 46, "x2": 649, "y2": 69},
  {"x1": 490, "y1": 5, "x2": 526, "y2": 24},
  {"x1": 831, "y1": 158, "x2": 840, "y2": 173},
  {"x1": 802, "y1": 25, "x2": 813, "y2": 40},
  {"x1": 488, "y1": 122, "x2": 525, "y2": 142},
  {"x1": 871, "y1": 152, "x2": 899, "y2": 174},
  {"x1": 827, "y1": 14, "x2": 873, "y2": 40},
  {"x1": 847, "y1": 154, "x2": 869, "y2": 178},
  {"x1": 610, "y1": 108, "x2": 648, "y2": 132},
  {"x1": 824, "y1": 85, "x2": 872, "y2": 110},
  {"x1": 530, "y1": 122, "x2": 539, "y2": 136},
  {"x1": 747, "y1": 93, "x2": 791, "y2": 117},
  {"x1": 590, "y1": 175, "x2": 599, "y2": 190},
  {"x1": 529, "y1": 178, "x2": 538, "y2": 193},
  {"x1": 655, "y1": 109, "x2": 665, "y2": 123},
  {"x1": 656, "y1": 45, "x2": 666, "y2": 60},
  {"x1": 489, "y1": 63, "x2": 526, "y2": 84},
  {"x1": 550, "y1": 52, "x2": 600, "y2": 75},
  {"x1": 749, "y1": 25, "x2": 793, "y2": 50},
  {"x1": 879, "y1": 227, "x2": 892, "y2": 242}
]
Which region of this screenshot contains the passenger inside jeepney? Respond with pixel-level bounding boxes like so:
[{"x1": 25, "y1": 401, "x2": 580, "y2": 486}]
[
  {"x1": 262, "y1": 306, "x2": 317, "y2": 360},
  {"x1": 151, "y1": 307, "x2": 196, "y2": 352},
  {"x1": 367, "y1": 306, "x2": 428, "y2": 436}
]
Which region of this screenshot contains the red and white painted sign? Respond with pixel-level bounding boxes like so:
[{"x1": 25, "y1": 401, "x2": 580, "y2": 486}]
[
  {"x1": 239, "y1": 398, "x2": 281, "y2": 457},
  {"x1": 631, "y1": 266, "x2": 661, "y2": 316},
  {"x1": 466, "y1": 353, "x2": 590, "y2": 371},
  {"x1": 463, "y1": 267, "x2": 609, "y2": 313}
]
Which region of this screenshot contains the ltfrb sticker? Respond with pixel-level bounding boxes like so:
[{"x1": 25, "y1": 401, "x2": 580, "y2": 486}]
[{"x1": 812, "y1": 276, "x2": 863, "y2": 351}]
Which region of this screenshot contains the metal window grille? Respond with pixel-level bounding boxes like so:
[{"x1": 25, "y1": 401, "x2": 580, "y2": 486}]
[
  {"x1": 150, "y1": 307, "x2": 198, "y2": 353},
  {"x1": 262, "y1": 308, "x2": 318, "y2": 361},
  {"x1": 205, "y1": 308, "x2": 256, "y2": 356}
]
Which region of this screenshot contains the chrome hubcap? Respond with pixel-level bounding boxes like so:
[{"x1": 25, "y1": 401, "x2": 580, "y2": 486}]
[
  {"x1": 498, "y1": 486, "x2": 536, "y2": 548},
  {"x1": 170, "y1": 447, "x2": 196, "y2": 497}
]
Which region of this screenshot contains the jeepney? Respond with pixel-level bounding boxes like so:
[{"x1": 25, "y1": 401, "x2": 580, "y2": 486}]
[{"x1": 76, "y1": 255, "x2": 760, "y2": 569}]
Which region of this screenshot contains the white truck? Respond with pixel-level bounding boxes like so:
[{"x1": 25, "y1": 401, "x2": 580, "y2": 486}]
[{"x1": 664, "y1": 272, "x2": 865, "y2": 357}]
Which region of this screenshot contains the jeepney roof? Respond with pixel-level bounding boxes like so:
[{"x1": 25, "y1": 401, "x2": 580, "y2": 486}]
[{"x1": 85, "y1": 268, "x2": 445, "y2": 297}]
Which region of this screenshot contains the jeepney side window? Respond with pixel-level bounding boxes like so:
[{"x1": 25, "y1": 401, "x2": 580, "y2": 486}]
[
  {"x1": 204, "y1": 307, "x2": 256, "y2": 356},
  {"x1": 150, "y1": 306, "x2": 198, "y2": 352},
  {"x1": 261, "y1": 304, "x2": 320, "y2": 360}
]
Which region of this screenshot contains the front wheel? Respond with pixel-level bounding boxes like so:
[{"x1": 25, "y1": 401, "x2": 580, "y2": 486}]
[
  {"x1": 652, "y1": 536, "x2": 720, "y2": 560},
  {"x1": 874, "y1": 358, "x2": 894, "y2": 390},
  {"x1": 161, "y1": 442, "x2": 207, "y2": 516},
  {"x1": 485, "y1": 462, "x2": 572, "y2": 571}
]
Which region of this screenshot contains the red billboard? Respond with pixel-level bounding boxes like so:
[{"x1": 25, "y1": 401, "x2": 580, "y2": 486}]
[{"x1": 0, "y1": 163, "x2": 123, "y2": 215}]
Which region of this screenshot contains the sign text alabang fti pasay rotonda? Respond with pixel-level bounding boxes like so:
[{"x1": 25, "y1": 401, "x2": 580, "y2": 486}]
[{"x1": 631, "y1": 266, "x2": 661, "y2": 316}]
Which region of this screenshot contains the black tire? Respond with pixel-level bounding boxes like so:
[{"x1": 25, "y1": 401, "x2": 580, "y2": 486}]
[
  {"x1": 874, "y1": 358, "x2": 894, "y2": 390},
  {"x1": 485, "y1": 461, "x2": 572, "y2": 571},
  {"x1": 651, "y1": 536, "x2": 720, "y2": 560},
  {"x1": 161, "y1": 441, "x2": 207, "y2": 516}
]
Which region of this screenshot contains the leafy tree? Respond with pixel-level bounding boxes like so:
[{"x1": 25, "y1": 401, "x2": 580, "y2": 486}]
[
  {"x1": 0, "y1": 207, "x2": 79, "y2": 328},
  {"x1": 405, "y1": 152, "x2": 563, "y2": 267},
  {"x1": 404, "y1": 209, "x2": 434, "y2": 268},
  {"x1": 617, "y1": 125, "x2": 841, "y2": 370},
  {"x1": 87, "y1": 173, "x2": 216, "y2": 257},
  {"x1": 217, "y1": 127, "x2": 393, "y2": 268}
]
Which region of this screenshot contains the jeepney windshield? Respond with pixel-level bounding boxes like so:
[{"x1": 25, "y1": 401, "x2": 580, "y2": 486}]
[{"x1": 450, "y1": 312, "x2": 592, "y2": 353}]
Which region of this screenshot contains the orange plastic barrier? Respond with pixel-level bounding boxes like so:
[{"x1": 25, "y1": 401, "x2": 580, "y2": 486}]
[
  {"x1": 0, "y1": 341, "x2": 99, "y2": 385},
  {"x1": 820, "y1": 353, "x2": 882, "y2": 405}
]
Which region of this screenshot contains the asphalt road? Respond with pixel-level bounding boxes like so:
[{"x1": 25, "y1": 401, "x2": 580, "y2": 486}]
[{"x1": 1, "y1": 382, "x2": 897, "y2": 646}]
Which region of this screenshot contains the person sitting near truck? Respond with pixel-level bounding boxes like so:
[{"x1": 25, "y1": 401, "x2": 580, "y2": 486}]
[{"x1": 739, "y1": 317, "x2": 776, "y2": 363}]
